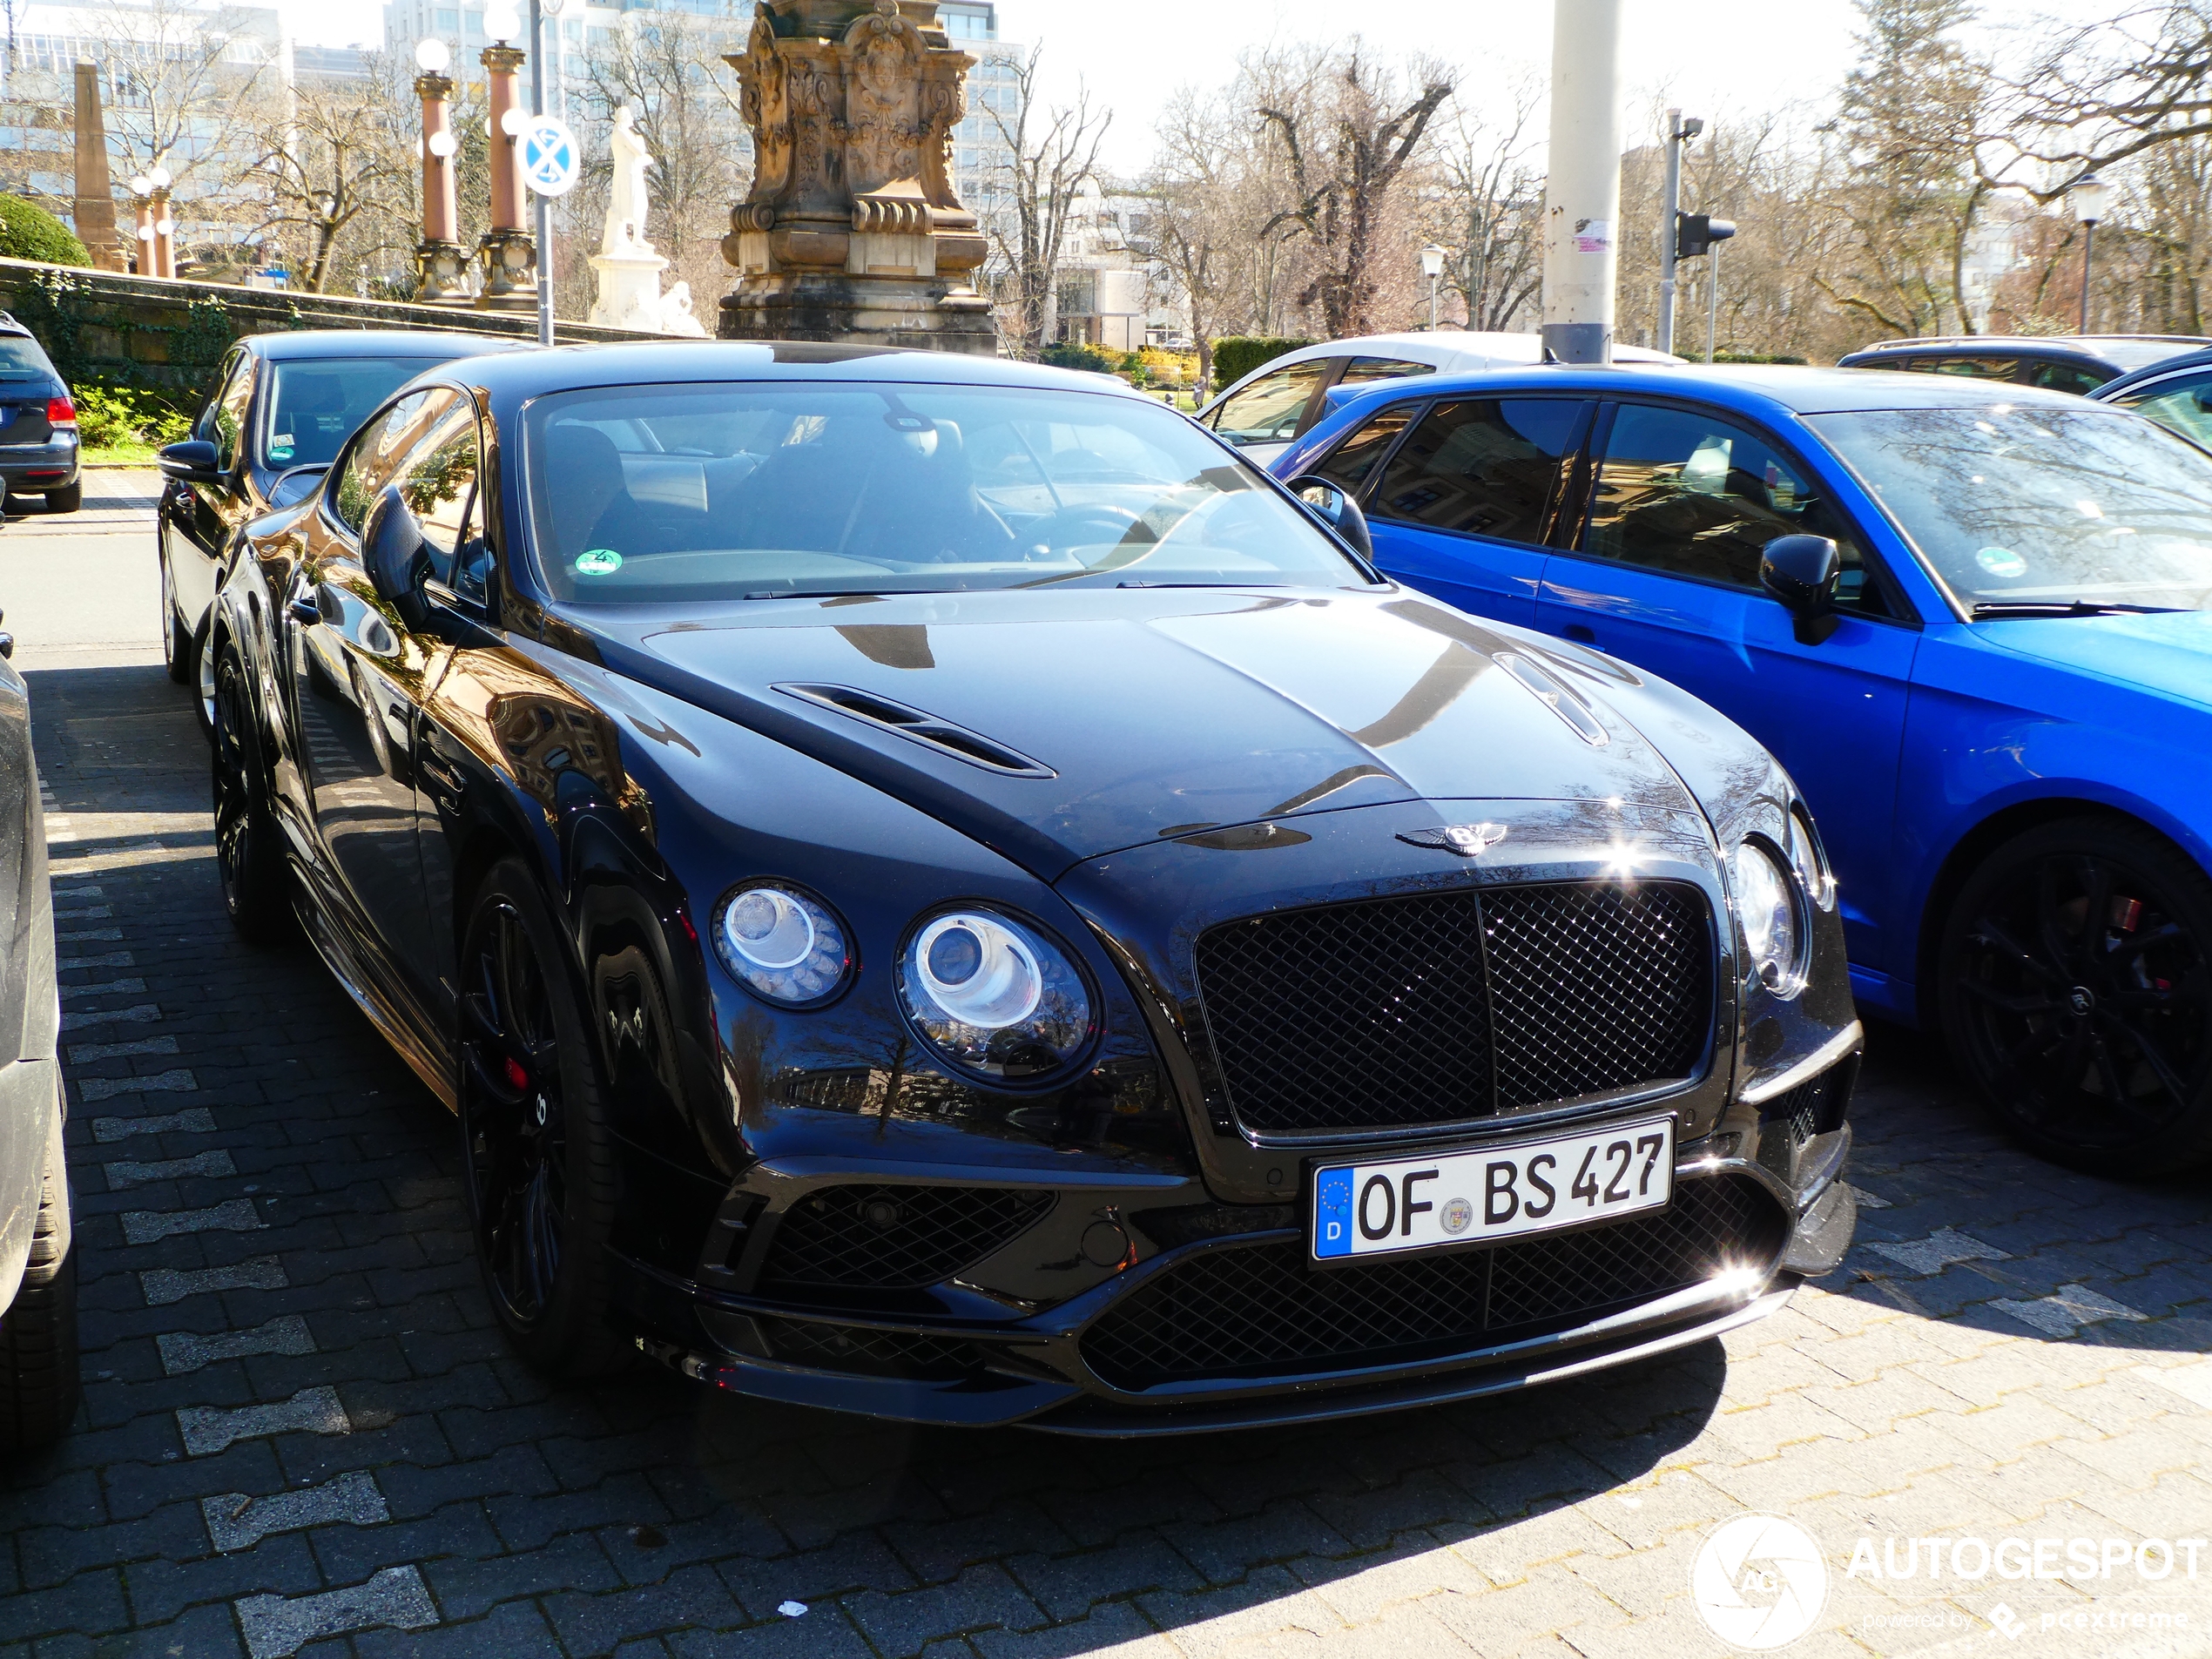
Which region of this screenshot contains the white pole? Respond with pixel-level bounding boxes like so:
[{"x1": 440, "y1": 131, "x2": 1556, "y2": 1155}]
[
  {"x1": 530, "y1": 0, "x2": 552, "y2": 347},
  {"x1": 1706, "y1": 236, "x2": 1720, "y2": 363},
  {"x1": 1540, "y1": 0, "x2": 1622, "y2": 364},
  {"x1": 1657, "y1": 107, "x2": 1681, "y2": 355}
]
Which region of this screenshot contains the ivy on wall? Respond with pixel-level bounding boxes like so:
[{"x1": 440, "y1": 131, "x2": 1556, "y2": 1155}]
[{"x1": 4, "y1": 268, "x2": 239, "y2": 417}]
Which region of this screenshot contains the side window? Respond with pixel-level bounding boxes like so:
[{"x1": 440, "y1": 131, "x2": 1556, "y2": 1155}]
[
  {"x1": 1207, "y1": 359, "x2": 1327, "y2": 445},
  {"x1": 1369, "y1": 398, "x2": 1588, "y2": 546},
  {"x1": 1313, "y1": 404, "x2": 1416, "y2": 495},
  {"x1": 2117, "y1": 377, "x2": 2212, "y2": 449},
  {"x1": 2025, "y1": 361, "x2": 2108, "y2": 396},
  {"x1": 331, "y1": 388, "x2": 449, "y2": 535},
  {"x1": 1581, "y1": 404, "x2": 1888, "y2": 615},
  {"x1": 207, "y1": 355, "x2": 254, "y2": 473},
  {"x1": 394, "y1": 399, "x2": 483, "y2": 590},
  {"x1": 1925, "y1": 356, "x2": 2019, "y2": 380},
  {"x1": 1337, "y1": 355, "x2": 1436, "y2": 387}
]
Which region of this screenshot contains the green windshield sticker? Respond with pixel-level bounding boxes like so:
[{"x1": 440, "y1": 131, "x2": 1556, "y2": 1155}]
[
  {"x1": 576, "y1": 550, "x2": 623, "y2": 576},
  {"x1": 1974, "y1": 546, "x2": 2027, "y2": 578}
]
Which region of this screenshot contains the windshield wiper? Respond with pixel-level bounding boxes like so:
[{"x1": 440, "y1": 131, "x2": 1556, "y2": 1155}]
[
  {"x1": 742, "y1": 589, "x2": 891, "y2": 601},
  {"x1": 1970, "y1": 600, "x2": 2181, "y2": 619}
]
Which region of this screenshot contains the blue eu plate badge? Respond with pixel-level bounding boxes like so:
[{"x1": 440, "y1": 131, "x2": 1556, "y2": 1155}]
[{"x1": 1314, "y1": 1167, "x2": 1356, "y2": 1258}]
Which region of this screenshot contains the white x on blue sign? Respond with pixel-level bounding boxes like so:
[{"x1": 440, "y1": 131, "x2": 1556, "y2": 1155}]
[{"x1": 520, "y1": 116, "x2": 579, "y2": 198}]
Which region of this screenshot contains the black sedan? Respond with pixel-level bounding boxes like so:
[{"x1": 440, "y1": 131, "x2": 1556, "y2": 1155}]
[
  {"x1": 209, "y1": 343, "x2": 1860, "y2": 1433},
  {"x1": 158, "y1": 329, "x2": 525, "y2": 731}
]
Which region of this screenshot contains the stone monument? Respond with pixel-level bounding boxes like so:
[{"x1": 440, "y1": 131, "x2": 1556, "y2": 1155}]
[
  {"x1": 588, "y1": 108, "x2": 708, "y2": 335},
  {"x1": 719, "y1": 0, "x2": 993, "y2": 352},
  {"x1": 71, "y1": 62, "x2": 125, "y2": 271}
]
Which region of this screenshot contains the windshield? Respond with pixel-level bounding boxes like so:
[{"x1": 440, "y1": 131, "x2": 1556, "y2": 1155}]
[
  {"x1": 263, "y1": 357, "x2": 447, "y2": 469},
  {"x1": 1803, "y1": 407, "x2": 2212, "y2": 613},
  {"x1": 521, "y1": 381, "x2": 1365, "y2": 603}
]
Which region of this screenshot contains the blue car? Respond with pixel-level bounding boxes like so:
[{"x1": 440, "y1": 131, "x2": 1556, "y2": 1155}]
[{"x1": 1273, "y1": 365, "x2": 2212, "y2": 1177}]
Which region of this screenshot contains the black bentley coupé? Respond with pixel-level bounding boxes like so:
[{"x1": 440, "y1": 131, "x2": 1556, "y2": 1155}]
[{"x1": 210, "y1": 342, "x2": 1860, "y2": 1433}]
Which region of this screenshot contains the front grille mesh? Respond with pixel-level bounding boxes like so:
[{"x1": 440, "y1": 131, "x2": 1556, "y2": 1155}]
[
  {"x1": 1081, "y1": 1176, "x2": 1783, "y2": 1392},
  {"x1": 1194, "y1": 882, "x2": 1711, "y2": 1135},
  {"x1": 758, "y1": 1184, "x2": 1053, "y2": 1291}
]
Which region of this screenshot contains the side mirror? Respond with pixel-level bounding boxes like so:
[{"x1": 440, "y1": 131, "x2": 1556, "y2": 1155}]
[
  {"x1": 1760, "y1": 534, "x2": 1842, "y2": 644},
  {"x1": 158, "y1": 438, "x2": 221, "y2": 483},
  {"x1": 361, "y1": 482, "x2": 431, "y2": 631},
  {"x1": 1288, "y1": 474, "x2": 1373, "y2": 561}
]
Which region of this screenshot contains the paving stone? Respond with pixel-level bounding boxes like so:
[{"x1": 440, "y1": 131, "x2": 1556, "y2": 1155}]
[
  {"x1": 233, "y1": 1563, "x2": 439, "y2": 1659},
  {"x1": 104, "y1": 1148, "x2": 237, "y2": 1189},
  {"x1": 178, "y1": 1386, "x2": 350, "y2": 1457},
  {"x1": 141, "y1": 1256, "x2": 290, "y2": 1305},
  {"x1": 78, "y1": 1067, "x2": 196, "y2": 1102},
  {"x1": 122, "y1": 1197, "x2": 263, "y2": 1244},
  {"x1": 204, "y1": 1469, "x2": 389, "y2": 1551},
  {"x1": 158, "y1": 1314, "x2": 317, "y2": 1376},
  {"x1": 61, "y1": 1002, "x2": 161, "y2": 1032},
  {"x1": 92, "y1": 1105, "x2": 218, "y2": 1141}
]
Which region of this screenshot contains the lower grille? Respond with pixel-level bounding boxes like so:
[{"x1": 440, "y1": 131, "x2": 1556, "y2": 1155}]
[
  {"x1": 758, "y1": 1317, "x2": 981, "y2": 1380},
  {"x1": 758, "y1": 1184, "x2": 1054, "y2": 1291},
  {"x1": 1193, "y1": 880, "x2": 1712, "y2": 1135},
  {"x1": 1766, "y1": 1062, "x2": 1853, "y2": 1149},
  {"x1": 1081, "y1": 1176, "x2": 1784, "y2": 1392}
]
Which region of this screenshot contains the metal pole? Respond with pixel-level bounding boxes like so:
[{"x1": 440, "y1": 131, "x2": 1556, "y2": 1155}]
[
  {"x1": 531, "y1": 0, "x2": 552, "y2": 346},
  {"x1": 1428, "y1": 272, "x2": 1437, "y2": 331},
  {"x1": 1706, "y1": 236, "x2": 1720, "y2": 363},
  {"x1": 2079, "y1": 219, "x2": 2094, "y2": 334},
  {"x1": 1658, "y1": 107, "x2": 1681, "y2": 354},
  {"x1": 1540, "y1": 0, "x2": 1622, "y2": 363}
]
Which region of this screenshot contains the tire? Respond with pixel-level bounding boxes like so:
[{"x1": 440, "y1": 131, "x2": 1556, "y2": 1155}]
[
  {"x1": 1939, "y1": 815, "x2": 2212, "y2": 1177},
  {"x1": 160, "y1": 548, "x2": 193, "y2": 686},
  {"x1": 0, "y1": 1084, "x2": 80, "y2": 1454},
  {"x1": 212, "y1": 643, "x2": 293, "y2": 944},
  {"x1": 192, "y1": 617, "x2": 216, "y2": 741},
  {"x1": 44, "y1": 482, "x2": 80, "y2": 514},
  {"x1": 457, "y1": 860, "x2": 631, "y2": 1378}
]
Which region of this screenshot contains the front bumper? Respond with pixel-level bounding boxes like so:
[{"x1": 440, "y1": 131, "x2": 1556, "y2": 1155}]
[
  {"x1": 623, "y1": 1079, "x2": 1858, "y2": 1436},
  {"x1": 0, "y1": 436, "x2": 79, "y2": 493}
]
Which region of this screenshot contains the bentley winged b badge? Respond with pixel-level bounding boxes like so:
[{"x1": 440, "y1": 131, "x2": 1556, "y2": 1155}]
[{"x1": 1398, "y1": 822, "x2": 1509, "y2": 856}]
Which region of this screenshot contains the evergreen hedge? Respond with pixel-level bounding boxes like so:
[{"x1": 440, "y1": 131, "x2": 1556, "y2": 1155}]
[
  {"x1": 1210, "y1": 336, "x2": 1314, "y2": 388},
  {"x1": 0, "y1": 197, "x2": 90, "y2": 268}
]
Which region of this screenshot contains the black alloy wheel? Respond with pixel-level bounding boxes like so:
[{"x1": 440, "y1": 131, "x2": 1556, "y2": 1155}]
[
  {"x1": 211, "y1": 644, "x2": 293, "y2": 943},
  {"x1": 1939, "y1": 816, "x2": 2212, "y2": 1176},
  {"x1": 458, "y1": 862, "x2": 629, "y2": 1377}
]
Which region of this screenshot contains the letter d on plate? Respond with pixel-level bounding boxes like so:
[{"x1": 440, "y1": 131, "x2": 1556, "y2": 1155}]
[{"x1": 1314, "y1": 1168, "x2": 1353, "y2": 1258}]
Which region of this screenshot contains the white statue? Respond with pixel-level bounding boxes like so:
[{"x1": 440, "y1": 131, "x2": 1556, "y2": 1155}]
[
  {"x1": 590, "y1": 106, "x2": 705, "y2": 335},
  {"x1": 604, "y1": 105, "x2": 654, "y2": 256}
]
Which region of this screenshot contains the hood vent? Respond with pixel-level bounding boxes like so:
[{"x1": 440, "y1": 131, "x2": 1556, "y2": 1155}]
[{"x1": 773, "y1": 683, "x2": 1056, "y2": 779}]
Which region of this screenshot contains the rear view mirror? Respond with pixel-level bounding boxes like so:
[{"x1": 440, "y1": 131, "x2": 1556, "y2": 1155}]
[
  {"x1": 1288, "y1": 474, "x2": 1373, "y2": 561},
  {"x1": 158, "y1": 438, "x2": 221, "y2": 483},
  {"x1": 1760, "y1": 534, "x2": 1842, "y2": 644},
  {"x1": 361, "y1": 483, "x2": 431, "y2": 631}
]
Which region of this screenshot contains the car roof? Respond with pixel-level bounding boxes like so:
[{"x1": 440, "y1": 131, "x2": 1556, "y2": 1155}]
[
  {"x1": 241, "y1": 329, "x2": 535, "y2": 362},
  {"x1": 442, "y1": 340, "x2": 1166, "y2": 401},
  {"x1": 2092, "y1": 345, "x2": 2212, "y2": 401},
  {"x1": 0, "y1": 311, "x2": 32, "y2": 339},
  {"x1": 1315, "y1": 361, "x2": 2110, "y2": 421}
]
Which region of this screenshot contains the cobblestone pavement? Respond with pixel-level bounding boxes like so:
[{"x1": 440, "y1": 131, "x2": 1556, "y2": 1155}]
[{"x1": 2, "y1": 486, "x2": 2209, "y2": 1658}]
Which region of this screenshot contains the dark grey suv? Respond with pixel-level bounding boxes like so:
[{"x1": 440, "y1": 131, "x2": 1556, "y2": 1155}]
[{"x1": 0, "y1": 314, "x2": 80, "y2": 514}]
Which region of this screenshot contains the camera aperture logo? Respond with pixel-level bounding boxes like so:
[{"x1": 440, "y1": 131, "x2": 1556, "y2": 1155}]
[{"x1": 1693, "y1": 1514, "x2": 1830, "y2": 1650}]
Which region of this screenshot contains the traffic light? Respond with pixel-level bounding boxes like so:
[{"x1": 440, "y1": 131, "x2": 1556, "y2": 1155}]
[{"x1": 1676, "y1": 212, "x2": 1737, "y2": 259}]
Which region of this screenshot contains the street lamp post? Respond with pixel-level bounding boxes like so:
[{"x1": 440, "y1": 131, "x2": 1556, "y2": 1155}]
[
  {"x1": 1657, "y1": 110, "x2": 1701, "y2": 354},
  {"x1": 143, "y1": 165, "x2": 173, "y2": 279},
  {"x1": 531, "y1": 0, "x2": 561, "y2": 346},
  {"x1": 1540, "y1": 0, "x2": 1622, "y2": 362},
  {"x1": 1420, "y1": 243, "x2": 1447, "y2": 331},
  {"x1": 2073, "y1": 172, "x2": 2108, "y2": 334},
  {"x1": 413, "y1": 37, "x2": 469, "y2": 302},
  {"x1": 476, "y1": 4, "x2": 536, "y2": 312},
  {"x1": 127, "y1": 172, "x2": 153, "y2": 276}
]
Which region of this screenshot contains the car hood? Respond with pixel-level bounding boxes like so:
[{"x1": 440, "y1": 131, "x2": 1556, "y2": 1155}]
[
  {"x1": 577, "y1": 586, "x2": 1705, "y2": 880},
  {"x1": 1976, "y1": 609, "x2": 2212, "y2": 709}
]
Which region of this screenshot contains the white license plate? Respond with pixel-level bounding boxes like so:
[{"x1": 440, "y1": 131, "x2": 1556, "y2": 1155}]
[{"x1": 1312, "y1": 1117, "x2": 1676, "y2": 1262}]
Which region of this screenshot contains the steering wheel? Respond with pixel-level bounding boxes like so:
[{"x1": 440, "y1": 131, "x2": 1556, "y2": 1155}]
[{"x1": 1024, "y1": 502, "x2": 1147, "y2": 553}]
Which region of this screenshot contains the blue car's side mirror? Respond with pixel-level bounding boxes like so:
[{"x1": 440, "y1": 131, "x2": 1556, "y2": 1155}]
[
  {"x1": 1289, "y1": 474, "x2": 1373, "y2": 561},
  {"x1": 1761, "y1": 534, "x2": 1842, "y2": 645}
]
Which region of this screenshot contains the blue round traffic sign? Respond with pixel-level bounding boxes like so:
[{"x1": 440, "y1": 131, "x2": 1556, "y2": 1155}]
[{"x1": 520, "y1": 116, "x2": 578, "y2": 198}]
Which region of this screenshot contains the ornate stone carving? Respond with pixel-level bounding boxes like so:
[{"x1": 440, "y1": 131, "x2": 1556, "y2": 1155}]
[{"x1": 718, "y1": 0, "x2": 993, "y2": 352}]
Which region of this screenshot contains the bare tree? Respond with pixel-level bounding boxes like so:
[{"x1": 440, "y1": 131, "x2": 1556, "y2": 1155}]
[
  {"x1": 1256, "y1": 45, "x2": 1453, "y2": 338},
  {"x1": 982, "y1": 45, "x2": 1109, "y2": 355},
  {"x1": 1430, "y1": 82, "x2": 1544, "y2": 331},
  {"x1": 242, "y1": 57, "x2": 416, "y2": 292}
]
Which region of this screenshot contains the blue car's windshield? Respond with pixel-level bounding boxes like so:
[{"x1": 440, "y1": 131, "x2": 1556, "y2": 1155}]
[
  {"x1": 520, "y1": 381, "x2": 1364, "y2": 602},
  {"x1": 1805, "y1": 406, "x2": 2212, "y2": 614}
]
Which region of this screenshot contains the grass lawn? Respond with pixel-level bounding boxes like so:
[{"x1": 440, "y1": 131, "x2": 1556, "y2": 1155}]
[{"x1": 82, "y1": 443, "x2": 161, "y2": 467}]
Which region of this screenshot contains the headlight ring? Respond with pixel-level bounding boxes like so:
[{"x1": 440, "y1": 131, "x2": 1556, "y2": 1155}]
[
  {"x1": 1734, "y1": 837, "x2": 1810, "y2": 999},
  {"x1": 1786, "y1": 803, "x2": 1837, "y2": 914},
  {"x1": 712, "y1": 880, "x2": 853, "y2": 1008},
  {"x1": 897, "y1": 907, "x2": 1095, "y2": 1083}
]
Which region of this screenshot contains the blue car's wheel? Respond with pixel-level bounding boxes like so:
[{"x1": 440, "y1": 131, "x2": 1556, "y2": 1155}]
[
  {"x1": 458, "y1": 862, "x2": 631, "y2": 1378},
  {"x1": 1941, "y1": 817, "x2": 2212, "y2": 1177}
]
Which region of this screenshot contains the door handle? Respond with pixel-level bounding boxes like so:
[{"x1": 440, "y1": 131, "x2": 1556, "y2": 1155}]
[
  {"x1": 287, "y1": 597, "x2": 320, "y2": 626},
  {"x1": 1562, "y1": 623, "x2": 1599, "y2": 645}
]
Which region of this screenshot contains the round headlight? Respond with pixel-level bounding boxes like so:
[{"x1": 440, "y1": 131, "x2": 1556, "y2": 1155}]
[
  {"x1": 898, "y1": 909, "x2": 1092, "y2": 1082},
  {"x1": 1735, "y1": 840, "x2": 1807, "y2": 996},
  {"x1": 713, "y1": 882, "x2": 850, "y2": 1007}
]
